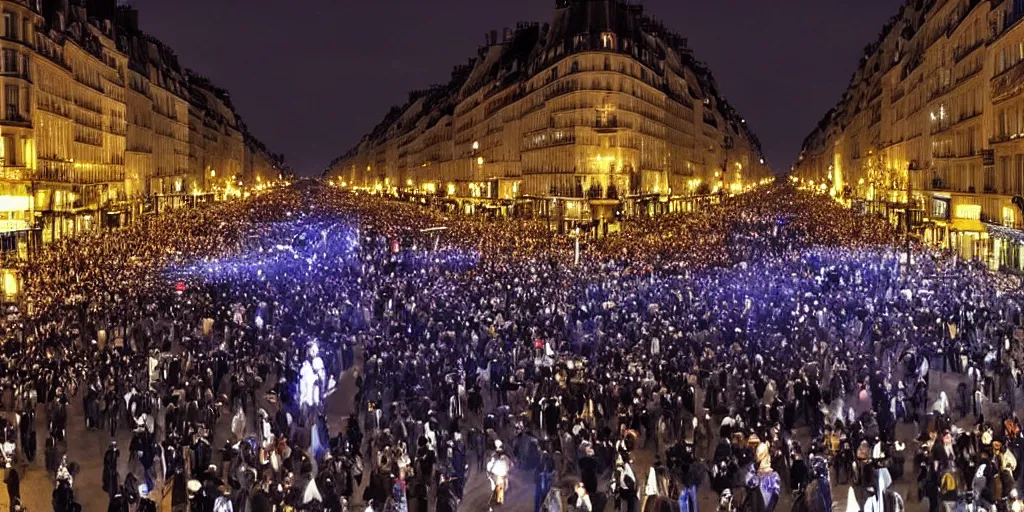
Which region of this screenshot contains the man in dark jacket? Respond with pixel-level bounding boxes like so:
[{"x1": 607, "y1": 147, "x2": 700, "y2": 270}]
[
  {"x1": 5, "y1": 467, "x2": 20, "y2": 510},
  {"x1": 103, "y1": 442, "x2": 120, "y2": 499},
  {"x1": 363, "y1": 465, "x2": 393, "y2": 508}
]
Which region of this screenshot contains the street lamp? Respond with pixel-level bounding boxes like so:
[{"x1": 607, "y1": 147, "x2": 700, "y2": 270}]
[{"x1": 572, "y1": 227, "x2": 581, "y2": 266}]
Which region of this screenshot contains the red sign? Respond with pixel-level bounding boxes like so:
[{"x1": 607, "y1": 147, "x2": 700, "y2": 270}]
[
  {"x1": 391, "y1": 239, "x2": 399, "y2": 253},
  {"x1": 175, "y1": 281, "x2": 186, "y2": 293}
]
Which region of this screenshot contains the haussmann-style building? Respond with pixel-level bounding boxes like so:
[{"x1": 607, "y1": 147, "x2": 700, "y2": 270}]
[
  {"x1": 0, "y1": 0, "x2": 287, "y2": 300},
  {"x1": 324, "y1": 0, "x2": 772, "y2": 234},
  {"x1": 793, "y1": 0, "x2": 1024, "y2": 272}
]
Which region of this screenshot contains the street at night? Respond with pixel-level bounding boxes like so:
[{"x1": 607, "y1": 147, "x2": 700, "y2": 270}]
[
  {"x1": 1, "y1": 0, "x2": 1024, "y2": 511},
  {"x1": 0, "y1": 181, "x2": 1021, "y2": 512}
]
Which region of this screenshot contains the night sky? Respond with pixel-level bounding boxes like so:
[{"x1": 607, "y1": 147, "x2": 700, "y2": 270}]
[{"x1": 127, "y1": 0, "x2": 903, "y2": 176}]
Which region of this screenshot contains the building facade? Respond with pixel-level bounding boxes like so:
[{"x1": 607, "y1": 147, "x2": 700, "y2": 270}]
[
  {"x1": 325, "y1": 0, "x2": 771, "y2": 230},
  {"x1": 0, "y1": 0, "x2": 282, "y2": 300},
  {"x1": 794, "y1": 0, "x2": 1024, "y2": 271}
]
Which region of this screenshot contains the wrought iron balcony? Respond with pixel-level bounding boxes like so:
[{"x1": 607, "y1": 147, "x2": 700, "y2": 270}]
[{"x1": 992, "y1": 58, "x2": 1024, "y2": 103}]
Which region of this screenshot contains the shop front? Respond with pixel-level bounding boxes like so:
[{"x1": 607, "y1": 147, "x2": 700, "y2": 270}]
[
  {"x1": 947, "y1": 218, "x2": 988, "y2": 261},
  {"x1": 989, "y1": 224, "x2": 1024, "y2": 273}
]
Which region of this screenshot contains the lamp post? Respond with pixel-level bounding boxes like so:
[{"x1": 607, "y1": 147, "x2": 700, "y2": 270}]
[
  {"x1": 906, "y1": 162, "x2": 913, "y2": 268},
  {"x1": 573, "y1": 227, "x2": 581, "y2": 266}
]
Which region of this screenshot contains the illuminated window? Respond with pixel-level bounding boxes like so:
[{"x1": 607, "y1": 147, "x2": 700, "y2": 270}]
[
  {"x1": 4, "y1": 86, "x2": 17, "y2": 120},
  {"x1": 602, "y1": 32, "x2": 616, "y2": 49},
  {"x1": 954, "y1": 203, "x2": 981, "y2": 220}
]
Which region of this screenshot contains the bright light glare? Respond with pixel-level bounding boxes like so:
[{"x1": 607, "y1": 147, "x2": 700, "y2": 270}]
[{"x1": 490, "y1": 459, "x2": 509, "y2": 477}]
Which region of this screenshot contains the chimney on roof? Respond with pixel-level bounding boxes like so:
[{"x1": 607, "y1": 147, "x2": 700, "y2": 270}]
[
  {"x1": 116, "y1": 6, "x2": 139, "y2": 32},
  {"x1": 490, "y1": 30, "x2": 498, "y2": 46},
  {"x1": 43, "y1": 0, "x2": 69, "y2": 26},
  {"x1": 85, "y1": 0, "x2": 116, "y2": 22},
  {"x1": 502, "y1": 27, "x2": 511, "y2": 43}
]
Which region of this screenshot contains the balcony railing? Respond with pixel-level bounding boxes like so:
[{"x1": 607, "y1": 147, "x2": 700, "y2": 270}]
[
  {"x1": 993, "y1": 4, "x2": 1024, "y2": 41},
  {"x1": 34, "y1": 160, "x2": 124, "y2": 184},
  {"x1": 990, "y1": 133, "x2": 1020, "y2": 145},
  {"x1": 586, "y1": 185, "x2": 620, "y2": 199},
  {"x1": 953, "y1": 39, "x2": 984, "y2": 63},
  {"x1": 594, "y1": 118, "x2": 621, "y2": 132},
  {"x1": 948, "y1": 0, "x2": 985, "y2": 36},
  {"x1": 992, "y1": 58, "x2": 1024, "y2": 103},
  {"x1": 1, "y1": 111, "x2": 29, "y2": 127}
]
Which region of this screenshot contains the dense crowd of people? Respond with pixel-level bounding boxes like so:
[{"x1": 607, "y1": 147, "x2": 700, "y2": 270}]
[{"x1": 0, "y1": 181, "x2": 1020, "y2": 512}]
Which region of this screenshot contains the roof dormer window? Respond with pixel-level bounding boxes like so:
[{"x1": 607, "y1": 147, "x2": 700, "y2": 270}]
[{"x1": 602, "y1": 32, "x2": 616, "y2": 50}]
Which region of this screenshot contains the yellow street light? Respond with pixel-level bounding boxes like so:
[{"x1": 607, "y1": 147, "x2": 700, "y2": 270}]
[
  {"x1": 210, "y1": 169, "x2": 216, "y2": 177},
  {"x1": 477, "y1": 157, "x2": 484, "y2": 165}
]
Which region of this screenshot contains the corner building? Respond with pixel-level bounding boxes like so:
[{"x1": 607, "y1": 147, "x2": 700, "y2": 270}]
[
  {"x1": 326, "y1": 0, "x2": 771, "y2": 231},
  {"x1": 794, "y1": 0, "x2": 1024, "y2": 271}
]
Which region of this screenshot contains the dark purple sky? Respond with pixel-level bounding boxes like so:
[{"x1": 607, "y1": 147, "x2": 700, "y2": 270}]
[{"x1": 127, "y1": 0, "x2": 903, "y2": 175}]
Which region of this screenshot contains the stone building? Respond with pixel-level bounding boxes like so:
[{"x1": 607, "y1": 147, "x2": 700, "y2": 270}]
[
  {"x1": 0, "y1": 0, "x2": 280, "y2": 263},
  {"x1": 243, "y1": 132, "x2": 285, "y2": 188},
  {"x1": 793, "y1": 0, "x2": 1024, "y2": 270},
  {"x1": 325, "y1": 0, "x2": 771, "y2": 230}
]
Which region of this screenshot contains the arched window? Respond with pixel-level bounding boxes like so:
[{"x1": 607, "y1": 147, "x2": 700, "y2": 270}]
[{"x1": 601, "y1": 32, "x2": 616, "y2": 49}]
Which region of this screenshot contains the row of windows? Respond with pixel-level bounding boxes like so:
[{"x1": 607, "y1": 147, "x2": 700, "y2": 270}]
[
  {"x1": 994, "y1": 40, "x2": 1024, "y2": 77},
  {"x1": 1, "y1": 49, "x2": 28, "y2": 79},
  {"x1": 2, "y1": 11, "x2": 30, "y2": 44},
  {"x1": 932, "y1": 126, "x2": 980, "y2": 158},
  {"x1": 996, "y1": 155, "x2": 1024, "y2": 196},
  {"x1": 995, "y1": 100, "x2": 1024, "y2": 140}
]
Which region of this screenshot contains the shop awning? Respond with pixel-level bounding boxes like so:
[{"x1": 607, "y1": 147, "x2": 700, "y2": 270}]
[{"x1": 949, "y1": 218, "x2": 986, "y2": 232}]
